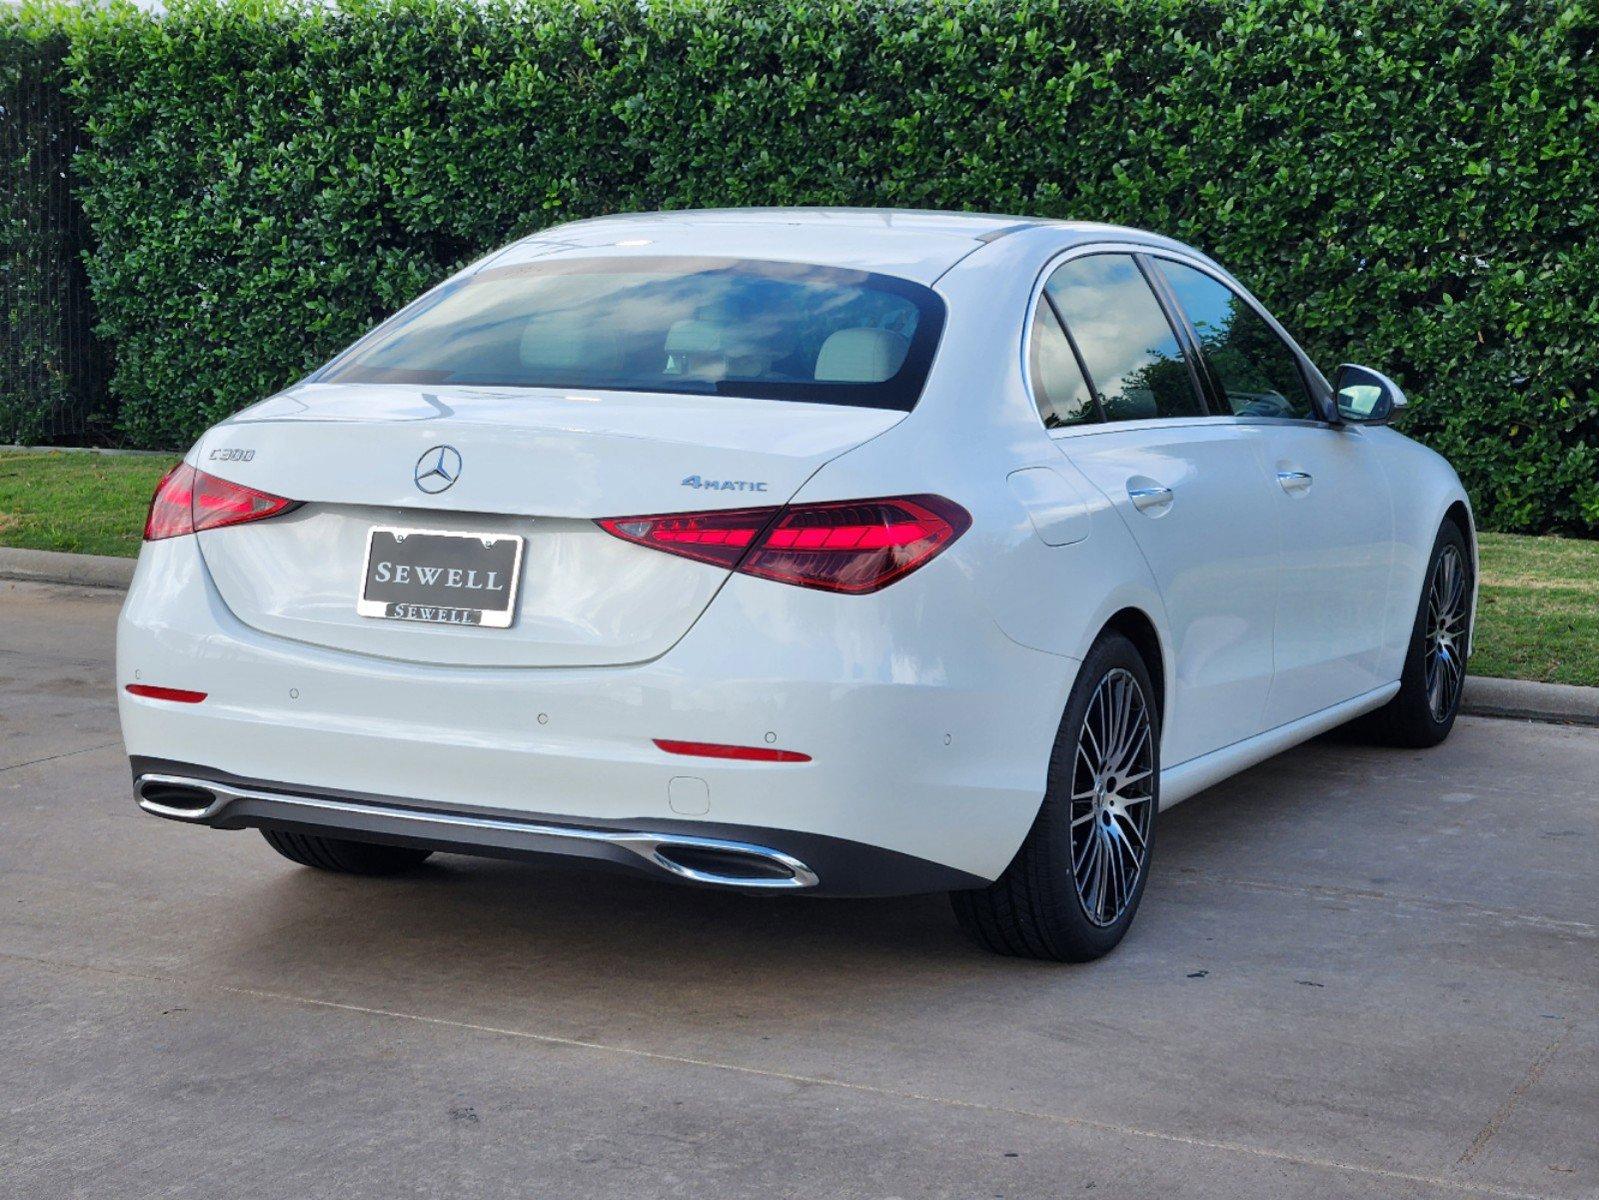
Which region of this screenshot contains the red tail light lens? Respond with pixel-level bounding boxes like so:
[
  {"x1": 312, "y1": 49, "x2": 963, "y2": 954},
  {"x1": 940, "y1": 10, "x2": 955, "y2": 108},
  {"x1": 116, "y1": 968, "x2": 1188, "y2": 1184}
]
[
  {"x1": 143, "y1": 463, "x2": 195, "y2": 541},
  {"x1": 144, "y1": 462, "x2": 299, "y2": 541},
  {"x1": 598, "y1": 494, "x2": 970, "y2": 594},
  {"x1": 599, "y1": 506, "x2": 779, "y2": 571}
]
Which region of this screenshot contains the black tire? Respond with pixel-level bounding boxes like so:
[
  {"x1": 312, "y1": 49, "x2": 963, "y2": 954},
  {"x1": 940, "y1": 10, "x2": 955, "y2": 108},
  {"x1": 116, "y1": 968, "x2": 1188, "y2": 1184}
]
[
  {"x1": 1363, "y1": 521, "x2": 1472, "y2": 749},
  {"x1": 260, "y1": 828, "x2": 432, "y2": 876},
  {"x1": 951, "y1": 632, "x2": 1160, "y2": 962}
]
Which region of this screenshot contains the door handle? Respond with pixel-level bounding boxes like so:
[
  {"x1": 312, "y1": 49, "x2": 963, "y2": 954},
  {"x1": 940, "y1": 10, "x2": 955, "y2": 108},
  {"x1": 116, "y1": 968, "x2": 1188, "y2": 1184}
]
[
  {"x1": 1128, "y1": 484, "x2": 1174, "y2": 513},
  {"x1": 1276, "y1": 470, "x2": 1313, "y2": 495}
]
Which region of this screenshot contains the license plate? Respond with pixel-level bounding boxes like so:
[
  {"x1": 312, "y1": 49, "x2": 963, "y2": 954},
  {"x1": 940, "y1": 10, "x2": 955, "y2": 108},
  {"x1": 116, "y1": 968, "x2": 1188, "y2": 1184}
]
[{"x1": 357, "y1": 526, "x2": 524, "y2": 628}]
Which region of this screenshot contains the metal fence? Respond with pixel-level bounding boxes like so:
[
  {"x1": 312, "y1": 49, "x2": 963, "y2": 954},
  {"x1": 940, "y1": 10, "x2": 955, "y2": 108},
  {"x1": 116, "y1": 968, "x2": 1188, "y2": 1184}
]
[{"x1": 1, "y1": 34, "x2": 110, "y2": 445}]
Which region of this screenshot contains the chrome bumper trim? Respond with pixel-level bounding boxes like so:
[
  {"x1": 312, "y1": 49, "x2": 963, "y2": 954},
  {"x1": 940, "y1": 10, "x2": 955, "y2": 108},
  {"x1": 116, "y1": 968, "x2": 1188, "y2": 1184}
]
[{"x1": 134, "y1": 773, "x2": 819, "y2": 890}]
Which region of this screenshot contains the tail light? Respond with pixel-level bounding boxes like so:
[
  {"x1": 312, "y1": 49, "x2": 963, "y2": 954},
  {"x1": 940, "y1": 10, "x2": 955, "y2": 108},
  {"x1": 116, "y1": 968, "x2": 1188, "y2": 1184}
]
[
  {"x1": 598, "y1": 494, "x2": 970, "y2": 594},
  {"x1": 144, "y1": 462, "x2": 299, "y2": 541}
]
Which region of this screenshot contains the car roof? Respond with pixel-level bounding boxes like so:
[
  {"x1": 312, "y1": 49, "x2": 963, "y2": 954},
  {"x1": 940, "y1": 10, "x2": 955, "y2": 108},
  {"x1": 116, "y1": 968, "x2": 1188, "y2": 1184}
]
[{"x1": 485, "y1": 208, "x2": 1184, "y2": 285}]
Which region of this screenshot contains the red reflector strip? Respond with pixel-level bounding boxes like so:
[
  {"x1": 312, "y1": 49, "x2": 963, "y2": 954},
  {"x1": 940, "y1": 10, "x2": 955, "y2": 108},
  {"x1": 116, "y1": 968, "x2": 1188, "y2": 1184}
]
[
  {"x1": 653, "y1": 739, "x2": 810, "y2": 764},
  {"x1": 124, "y1": 684, "x2": 207, "y2": 704}
]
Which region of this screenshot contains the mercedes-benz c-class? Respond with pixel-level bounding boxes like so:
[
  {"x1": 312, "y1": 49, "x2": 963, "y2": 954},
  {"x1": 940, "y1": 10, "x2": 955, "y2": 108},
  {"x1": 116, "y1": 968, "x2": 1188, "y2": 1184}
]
[{"x1": 119, "y1": 209, "x2": 1475, "y2": 960}]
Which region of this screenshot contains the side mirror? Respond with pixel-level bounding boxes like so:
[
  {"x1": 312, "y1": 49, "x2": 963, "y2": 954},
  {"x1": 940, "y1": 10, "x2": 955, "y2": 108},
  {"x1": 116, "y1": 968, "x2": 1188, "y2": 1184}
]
[{"x1": 1331, "y1": 363, "x2": 1407, "y2": 425}]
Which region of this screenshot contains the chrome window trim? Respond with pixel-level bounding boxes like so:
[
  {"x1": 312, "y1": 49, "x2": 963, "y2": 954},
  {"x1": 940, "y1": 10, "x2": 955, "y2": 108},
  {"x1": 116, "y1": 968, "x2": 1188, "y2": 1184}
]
[{"x1": 1020, "y1": 241, "x2": 1336, "y2": 442}]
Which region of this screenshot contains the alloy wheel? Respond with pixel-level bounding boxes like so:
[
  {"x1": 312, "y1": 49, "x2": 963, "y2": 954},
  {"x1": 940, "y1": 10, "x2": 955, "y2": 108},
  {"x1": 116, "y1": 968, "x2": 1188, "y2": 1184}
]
[
  {"x1": 1425, "y1": 545, "x2": 1469, "y2": 722},
  {"x1": 1070, "y1": 668, "x2": 1155, "y2": 927}
]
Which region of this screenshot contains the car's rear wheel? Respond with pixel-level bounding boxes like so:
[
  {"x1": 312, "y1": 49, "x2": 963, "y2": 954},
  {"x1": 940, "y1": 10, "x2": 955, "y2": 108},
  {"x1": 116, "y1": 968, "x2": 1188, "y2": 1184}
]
[
  {"x1": 260, "y1": 829, "x2": 432, "y2": 875},
  {"x1": 1364, "y1": 521, "x2": 1472, "y2": 748},
  {"x1": 951, "y1": 632, "x2": 1159, "y2": 962}
]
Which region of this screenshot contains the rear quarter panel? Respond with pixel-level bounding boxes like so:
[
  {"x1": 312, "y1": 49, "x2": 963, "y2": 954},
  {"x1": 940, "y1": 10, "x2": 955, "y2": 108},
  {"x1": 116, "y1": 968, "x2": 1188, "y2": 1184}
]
[{"x1": 789, "y1": 227, "x2": 1171, "y2": 784}]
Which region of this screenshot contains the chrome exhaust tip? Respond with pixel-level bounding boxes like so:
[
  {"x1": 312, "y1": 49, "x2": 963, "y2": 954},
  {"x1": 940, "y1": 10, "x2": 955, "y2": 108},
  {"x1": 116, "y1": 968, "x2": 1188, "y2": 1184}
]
[
  {"x1": 135, "y1": 774, "x2": 228, "y2": 821},
  {"x1": 638, "y1": 838, "x2": 820, "y2": 890}
]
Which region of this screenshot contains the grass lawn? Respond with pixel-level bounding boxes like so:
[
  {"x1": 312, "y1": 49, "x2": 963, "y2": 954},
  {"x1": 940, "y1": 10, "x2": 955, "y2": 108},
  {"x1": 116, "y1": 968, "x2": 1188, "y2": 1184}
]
[
  {"x1": 0, "y1": 450, "x2": 1594, "y2": 687},
  {"x1": 1471, "y1": 532, "x2": 1599, "y2": 688},
  {"x1": 0, "y1": 449, "x2": 175, "y2": 558}
]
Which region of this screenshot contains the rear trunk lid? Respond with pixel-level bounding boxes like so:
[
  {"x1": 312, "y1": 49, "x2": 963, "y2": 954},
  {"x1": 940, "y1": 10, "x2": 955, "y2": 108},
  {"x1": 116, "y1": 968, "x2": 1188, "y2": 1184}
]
[{"x1": 191, "y1": 383, "x2": 900, "y2": 667}]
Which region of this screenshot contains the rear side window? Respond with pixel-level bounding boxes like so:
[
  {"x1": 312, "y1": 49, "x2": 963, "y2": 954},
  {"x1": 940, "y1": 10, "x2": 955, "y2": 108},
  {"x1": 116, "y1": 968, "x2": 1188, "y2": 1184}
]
[
  {"x1": 317, "y1": 257, "x2": 946, "y2": 412},
  {"x1": 1044, "y1": 255, "x2": 1204, "y2": 421},
  {"x1": 1156, "y1": 260, "x2": 1314, "y2": 420},
  {"x1": 1028, "y1": 301, "x2": 1099, "y2": 428}
]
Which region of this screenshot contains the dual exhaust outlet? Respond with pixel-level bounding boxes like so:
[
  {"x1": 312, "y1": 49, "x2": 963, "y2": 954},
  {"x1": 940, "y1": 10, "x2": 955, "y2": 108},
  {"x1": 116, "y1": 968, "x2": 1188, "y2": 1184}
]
[{"x1": 134, "y1": 773, "x2": 819, "y2": 890}]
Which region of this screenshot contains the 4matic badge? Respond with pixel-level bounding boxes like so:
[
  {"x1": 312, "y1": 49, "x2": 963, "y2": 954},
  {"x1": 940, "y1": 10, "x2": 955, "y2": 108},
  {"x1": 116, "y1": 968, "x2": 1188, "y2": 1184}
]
[{"x1": 681, "y1": 475, "x2": 769, "y2": 493}]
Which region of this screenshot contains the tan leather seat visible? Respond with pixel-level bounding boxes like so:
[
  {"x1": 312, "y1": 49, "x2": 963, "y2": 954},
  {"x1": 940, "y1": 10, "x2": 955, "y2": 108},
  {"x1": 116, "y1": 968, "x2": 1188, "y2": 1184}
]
[{"x1": 814, "y1": 327, "x2": 910, "y2": 383}]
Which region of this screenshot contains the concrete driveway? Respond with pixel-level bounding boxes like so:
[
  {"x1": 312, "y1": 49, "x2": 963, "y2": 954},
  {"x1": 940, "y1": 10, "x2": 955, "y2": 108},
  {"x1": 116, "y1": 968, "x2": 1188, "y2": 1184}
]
[{"x1": 1, "y1": 579, "x2": 1594, "y2": 1200}]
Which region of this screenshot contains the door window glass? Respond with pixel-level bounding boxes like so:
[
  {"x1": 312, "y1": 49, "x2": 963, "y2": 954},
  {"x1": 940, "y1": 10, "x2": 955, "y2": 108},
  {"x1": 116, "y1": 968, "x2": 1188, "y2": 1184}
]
[
  {"x1": 1156, "y1": 260, "x2": 1313, "y2": 420},
  {"x1": 1044, "y1": 255, "x2": 1203, "y2": 421},
  {"x1": 1028, "y1": 301, "x2": 1099, "y2": 428}
]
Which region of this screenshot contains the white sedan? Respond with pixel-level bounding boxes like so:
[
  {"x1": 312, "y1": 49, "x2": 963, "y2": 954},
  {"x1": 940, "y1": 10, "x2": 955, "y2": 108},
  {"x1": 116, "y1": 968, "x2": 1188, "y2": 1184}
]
[{"x1": 119, "y1": 209, "x2": 1476, "y2": 960}]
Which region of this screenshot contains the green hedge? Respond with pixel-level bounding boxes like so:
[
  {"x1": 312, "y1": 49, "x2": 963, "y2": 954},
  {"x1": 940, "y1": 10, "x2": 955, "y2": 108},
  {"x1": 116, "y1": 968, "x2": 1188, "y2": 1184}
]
[
  {"x1": 15, "y1": 0, "x2": 1599, "y2": 532},
  {"x1": 1, "y1": 7, "x2": 109, "y2": 444}
]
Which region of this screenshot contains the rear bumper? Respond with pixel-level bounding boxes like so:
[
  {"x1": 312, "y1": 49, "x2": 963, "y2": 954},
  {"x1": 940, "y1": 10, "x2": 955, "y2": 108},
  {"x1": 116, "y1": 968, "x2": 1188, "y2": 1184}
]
[
  {"x1": 117, "y1": 535, "x2": 1073, "y2": 888},
  {"x1": 132, "y1": 759, "x2": 986, "y2": 896}
]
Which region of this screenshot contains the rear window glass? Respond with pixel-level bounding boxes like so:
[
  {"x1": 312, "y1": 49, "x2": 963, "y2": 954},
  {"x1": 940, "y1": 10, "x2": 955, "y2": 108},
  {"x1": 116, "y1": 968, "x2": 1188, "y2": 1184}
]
[{"x1": 316, "y1": 257, "x2": 946, "y2": 412}]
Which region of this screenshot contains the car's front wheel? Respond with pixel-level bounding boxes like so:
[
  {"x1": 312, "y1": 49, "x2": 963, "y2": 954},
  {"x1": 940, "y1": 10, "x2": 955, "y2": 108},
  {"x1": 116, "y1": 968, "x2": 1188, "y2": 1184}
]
[
  {"x1": 260, "y1": 829, "x2": 432, "y2": 875},
  {"x1": 1364, "y1": 520, "x2": 1472, "y2": 748},
  {"x1": 951, "y1": 632, "x2": 1159, "y2": 962}
]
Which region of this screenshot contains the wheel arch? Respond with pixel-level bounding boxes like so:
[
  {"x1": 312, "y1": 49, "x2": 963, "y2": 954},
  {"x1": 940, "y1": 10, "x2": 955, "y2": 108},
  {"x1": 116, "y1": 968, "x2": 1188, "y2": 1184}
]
[
  {"x1": 1440, "y1": 498, "x2": 1478, "y2": 656},
  {"x1": 1442, "y1": 499, "x2": 1474, "y2": 564},
  {"x1": 1097, "y1": 606, "x2": 1167, "y2": 725}
]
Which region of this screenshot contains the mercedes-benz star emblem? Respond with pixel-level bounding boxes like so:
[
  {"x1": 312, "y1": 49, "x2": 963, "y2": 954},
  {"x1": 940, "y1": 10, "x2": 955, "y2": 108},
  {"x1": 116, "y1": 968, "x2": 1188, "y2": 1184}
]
[{"x1": 414, "y1": 445, "x2": 462, "y2": 495}]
